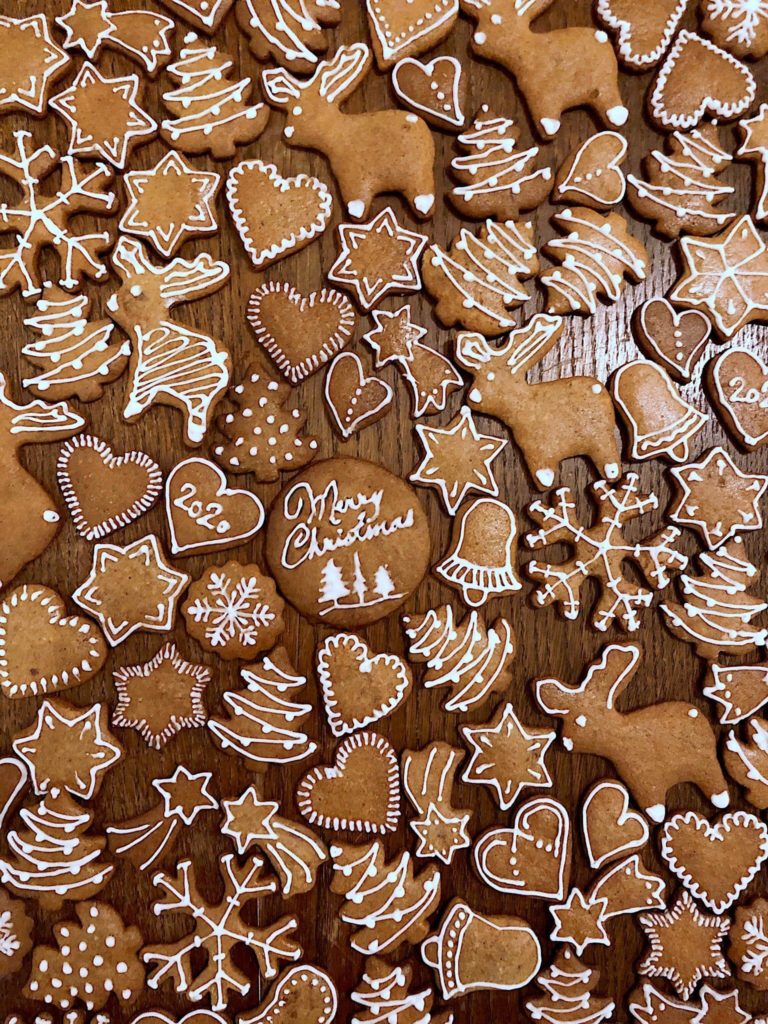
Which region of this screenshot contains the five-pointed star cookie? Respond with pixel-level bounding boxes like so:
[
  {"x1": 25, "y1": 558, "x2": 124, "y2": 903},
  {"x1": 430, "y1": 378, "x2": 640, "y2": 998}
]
[
  {"x1": 693, "y1": 986, "x2": 751, "y2": 1024},
  {"x1": 670, "y1": 215, "x2": 768, "y2": 339},
  {"x1": 120, "y1": 150, "x2": 221, "y2": 258},
  {"x1": 112, "y1": 641, "x2": 210, "y2": 749},
  {"x1": 460, "y1": 702, "x2": 555, "y2": 810},
  {"x1": 638, "y1": 890, "x2": 731, "y2": 1000},
  {"x1": 668, "y1": 445, "x2": 768, "y2": 549},
  {"x1": 153, "y1": 765, "x2": 218, "y2": 826},
  {"x1": 410, "y1": 405, "x2": 507, "y2": 515},
  {"x1": 328, "y1": 207, "x2": 427, "y2": 310},
  {"x1": 55, "y1": 0, "x2": 173, "y2": 73},
  {"x1": 0, "y1": 14, "x2": 70, "y2": 116},
  {"x1": 549, "y1": 889, "x2": 610, "y2": 955},
  {"x1": 50, "y1": 61, "x2": 157, "y2": 169},
  {"x1": 12, "y1": 698, "x2": 123, "y2": 801},
  {"x1": 73, "y1": 534, "x2": 190, "y2": 646}
]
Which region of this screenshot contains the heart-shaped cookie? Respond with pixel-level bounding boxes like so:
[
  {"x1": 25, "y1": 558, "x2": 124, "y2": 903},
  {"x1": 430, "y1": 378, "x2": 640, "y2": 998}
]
[
  {"x1": 0, "y1": 583, "x2": 107, "y2": 699},
  {"x1": 366, "y1": 0, "x2": 458, "y2": 68},
  {"x1": 296, "y1": 731, "x2": 400, "y2": 834},
  {"x1": 709, "y1": 347, "x2": 768, "y2": 450},
  {"x1": 582, "y1": 780, "x2": 649, "y2": 870},
  {"x1": 661, "y1": 809, "x2": 768, "y2": 913},
  {"x1": 243, "y1": 965, "x2": 338, "y2": 1024},
  {"x1": 57, "y1": 434, "x2": 163, "y2": 542},
  {"x1": 596, "y1": 0, "x2": 689, "y2": 68},
  {"x1": 324, "y1": 352, "x2": 393, "y2": 439},
  {"x1": 317, "y1": 633, "x2": 412, "y2": 737},
  {"x1": 392, "y1": 56, "x2": 466, "y2": 130},
  {"x1": 633, "y1": 298, "x2": 711, "y2": 382},
  {"x1": 247, "y1": 282, "x2": 356, "y2": 384},
  {"x1": 650, "y1": 30, "x2": 756, "y2": 130},
  {"x1": 473, "y1": 797, "x2": 571, "y2": 900},
  {"x1": 226, "y1": 159, "x2": 332, "y2": 270},
  {"x1": 554, "y1": 132, "x2": 628, "y2": 209},
  {"x1": 166, "y1": 457, "x2": 265, "y2": 555}
]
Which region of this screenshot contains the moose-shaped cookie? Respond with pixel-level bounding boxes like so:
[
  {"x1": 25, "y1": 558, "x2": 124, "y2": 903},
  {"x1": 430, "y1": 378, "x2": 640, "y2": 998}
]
[
  {"x1": 261, "y1": 42, "x2": 436, "y2": 219},
  {"x1": 460, "y1": 0, "x2": 628, "y2": 139},
  {"x1": 535, "y1": 643, "x2": 729, "y2": 822},
  {"x1": 0, "y1": 373, "x2": 84, "y2": 590},
  {"x1": 106, "y1": 236, "x2": 231, "y2": 447},
  {"x1": 455, "y1": 314, "x2": 621, "y2": 488}
]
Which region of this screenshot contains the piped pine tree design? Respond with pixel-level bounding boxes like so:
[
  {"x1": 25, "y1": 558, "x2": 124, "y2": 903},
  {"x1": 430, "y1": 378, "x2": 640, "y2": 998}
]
[
  {"x1": 236, "y1": 0, "x2": 341, "y2": 71},
  {"x1": 0, "y1": 793, "x2": 113, "y2": 911},
  {"x1": 22, "y1": 287, "x2": 129, "y2": 402},
  {"x1": 526, "y1": 949, "x2": 615, "y2": 1024},
  {"x1": 661, "y1": 542, "x2": 768, "y2": 660},
  {"x1": 161, "y1": 33, "x2": 269, "y2": 158},
  {"x1": 350, "y1": 958, "x2": 440, "y2": 1024},
  {"x1": 450, "y1": 104, "x2": 553, "y2": 220},
  {"x1": 526, "y1": 474, "x2": 687, "y2": 632},
  {"x1": 330, "y1": 840, "x2": 441, "y2": 956},
  {"x1": 402, "y1": 605, "x2": 515, "y2": 714},
  {"x1": 208, "y1": 648, "x2": 317, "y2": 771},
  {"x1": 627, "y1": 126, "x2": 736, "y2": 238},
  {"x1": 213, "y1": 364, "x2": 318, "y2": 482},
  {"x1": 541, "y1": 207, "x2": 647, "y2": 316},
  {"x1": 726, "y1": 717, "x2": 768, "y2": 809}
]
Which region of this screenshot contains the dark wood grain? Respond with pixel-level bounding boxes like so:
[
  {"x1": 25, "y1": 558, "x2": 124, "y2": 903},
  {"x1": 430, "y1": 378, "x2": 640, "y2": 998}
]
[{"x1": 2, "y1": 1, "x2": 768, "y2": 1020}]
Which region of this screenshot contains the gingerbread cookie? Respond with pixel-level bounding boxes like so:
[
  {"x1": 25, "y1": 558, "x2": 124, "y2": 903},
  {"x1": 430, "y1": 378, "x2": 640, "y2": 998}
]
[
  {"x1": 704, "y1": 661, "x2": 768, "y2": 723},
  {"x1": 159, "y1": 0, "x2": 233, "y2": 32},
  {"x1": 262, "y1": 43, "x2": 435, "y2": 219},
  {"x1": 324, "y1": 352, "x2": 393, "y2": 439},
  {"x1": 535, "y1": 644, "x2": 729, "y2": 822},
  {"x1": 350, "y1": 959, "x2": 441, "y2": 1024},
  {"x1": 57, "y1": 434, "x2": 163, "y2": 541},
  {"x1": 161, "y1": 34, "x2": 269, "y2": 158},
  {"x1": 227, "y1": 160, "x2": 332, "y2": 270},
  {"x1": 708, "y1": 347, "x2": 768, "y2": 449},
  {"x1": 632, "y1": 297, "x2": 712, "y2": 383},
  {"x1": 554, "y1": 132, "x2": 628, "y2": 209},
  {"x1": 527, "y1": 949, "x2": 614, "y2": 1024},
  {"x1": 265, "y1": 457, "x2": 430, "y2": 626},
  {"x1": 401, "y1": 742, "x2": 473, "y2": 864},
  {"x1": 650, "y1": 30, "x2": 756, "y2": 130},
  {"x1": 725, "y1": 717, "x2": 768, "y2": 809},
  {"x1": 236, "y1": 0, "x2": 340, "y2": 71},
  {"x1": 56, "y1": 0, "x2": 174, "y2": 74},
  {"x1": 611, "y1": 360, "x2": 708, "y2": 463},
  {"x1": 581, "y1": 780, "x2": 650, "y2": 870},
  {"x1": 0, "y1": 584, "x2": 107, "y2": 700},
  {"x1": 730, "y1": 898, "x2": 768, "y2": 989},
  {"x1": 317, "y1": 633, "x2": 412, "y2": 737},
  {"x1": 166, "y1": 457, "x2": 265, "y2": 556},
  {"x1": 296, "y1": 732, "x2": 400, "y2": 834},
  {"x1": 182, "y1": 561, "x2": 284, "y2": 661},
  {"x1": 738, "y1": 104, "x2": 768, "y2": 221},
  {"x1": 239, "y1": 965, "x2": 338, "y2": 1024},
  {"x1": 0, "y1": 888, "x2": 32, "y2": 980},
  {"x1": 0, "y1": 757, "x2": 27, "y2": 832},
  {"x1": 108, "y1": 236, "x2": 231, "y2": 447},
  {"x1": 435, "y1": 497, "x2": 522, "y2": 607},
  {"x1": 595, "y1": 0, "x2": 689, "y2": 68},
  {"x1": 701, "y1": 0, "x2": 768, "y2": 59},
  {"x1": 365, "y1": 0, "x2": 458, "y2": 68},
  {"x1": 586, "y1": 853, "x2": 665, "y2": 920},
  {"x1": 392, "y1": 56, "x2": 465, "y2": 131},
  {"x1": 73, "y1": 534, "x2": 190, "y2": 646},
  {"x1": 327, "y1": 207, "x2": 427, "y2": 309},
  {"x1": 456, "y1": 314, "x2": 621, "y2": 489},
  {"x1": 0, "y1": 14, "x2": 69, "y2": 115}
]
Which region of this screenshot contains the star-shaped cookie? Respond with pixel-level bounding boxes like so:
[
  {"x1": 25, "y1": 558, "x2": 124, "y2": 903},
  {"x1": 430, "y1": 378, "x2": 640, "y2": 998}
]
[
  {"x1": 411, "y1": 804, "x2": 472, "y2": 863},
  {"x1": 638, "y1": 890, "x2": 731, "y2": 1000},
  {"x1": 411, "y1": 405, "x2": 507, "y2": 515},
  {"x1": 668, "y1": 446, "x2": 768, "y2": 549},
  {"x1": 120, "y1": 150, "x2": 221, "y2": 258},
  {"x1": 739, "y1": 104, "x2": 768, "y2": 221},
  {"x1": 670, "y1": 215, "x2": 768, "y2": 339},
  {"x1": 549, "y1": 889, "x2": 610, "y2": 955},
  {"x1": 112, "y1": 641, "x2": 209, "y2": 749},
  {"x1": 693, "y1": 986, "x2": 751, "y2": 1024},
  {"x1": 221, "y1": 787, "x2": 281, "y2": 855},
  {"x1": 0, "y1": 14, "x2": 70, "y2": 115},
  {"x1": 55, "y1": 0, "x2": 173, "y2": 73},
  {"x1": 12, "y1": 698, "x2": 123, "y2": 801},
  {"x1": 50, "y1": 61, "x2": 157, "y2": 169},
  {"x1": 73, "y1": 534, "x2": 190, "y2": 646},
  {"x1": 328, "y1": 207, "x2": 427, "y2": 310},
  {"x1": 460, "y1": 702, "x2": 554, "y2": 810},
  {"x1": 153, "y1": 765, "x2": 218, "y2": 827}
]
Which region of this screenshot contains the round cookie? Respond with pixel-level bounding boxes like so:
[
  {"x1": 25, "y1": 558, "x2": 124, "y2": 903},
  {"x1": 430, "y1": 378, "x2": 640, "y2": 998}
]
[{"x1": 265, "y1": 457, "x2": 430, "y2": 626}]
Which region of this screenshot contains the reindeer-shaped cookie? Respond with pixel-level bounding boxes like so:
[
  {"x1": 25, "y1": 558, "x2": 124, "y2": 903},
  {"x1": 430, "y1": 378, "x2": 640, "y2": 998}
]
[
  {"x1": 535, "y1": 643, "x2": 729, "y2": 822},
  {"x1": 106, "y1": 236, "x2": 231, "y2": 447},
  {"x1": 0, "y1": 374, "x2": 84, "y2": 590},
  {"x1": 460, "y1": 0, "x2": 628, "y2": 139},
  {"x1": 261, "y1": 42, "x2": 436, "y2": 219},
  {"x1": 455, "y1": 314, "x2": 620, "y2": 488}
]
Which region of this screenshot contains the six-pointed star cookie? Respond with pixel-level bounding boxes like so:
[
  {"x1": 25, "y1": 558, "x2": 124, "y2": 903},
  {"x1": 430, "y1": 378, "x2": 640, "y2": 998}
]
[
  {"x1": 670, "y1": 215, "x2": 768, "y2": 339},
  {"x1": 73, "y1": 534, "x2": 190, "y2": 646},
  {"x1": 120, "y1": 150, "x2": 221, "y2": 258},
  {"x1": 112, "y1": 641, "x2": 210, "y2": 749},
  {"x1": 410, "y1": 405, "x2": 507, "y2": 515},
  {"x1": 12, "y1": 699, "x2": 123, "y2": 801},
  {"x1": 221, "y1": 787, "x2": 282, "y2": 855},
  {"x1": 50, "y1": 61, "x2": 157, "y2": 169},
  {"x1": 638, "y1": 890, "x2": 731, "y2": 1000},
  {"x1": 153, "y1": 765, "x2": 218, "y2": 826},
  {"x1": 0, "y1": 14, "x2": 70, "y2": 116},
  {"x1": 549, "y1": 889, "x2": 610, "y2": 955},
  {"x1": 460, "y1": 702, "x2": 555, "y2": 810},
  {"x1": 668, "y1": 446, "x2": 768, "y2": 549},
  {"x1": 411, "y1": 803, "x2": 472, "y2": 863},
  {"x1": 328, "y1": 207, "x2": 427, "y2": 310}
]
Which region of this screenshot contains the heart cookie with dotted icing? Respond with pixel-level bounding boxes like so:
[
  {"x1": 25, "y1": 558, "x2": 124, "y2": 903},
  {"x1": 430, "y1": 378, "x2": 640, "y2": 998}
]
[
  {"x1": 392, "y1": 55, "x2": 465, "y2": 130},
  {"x1": 324, "y1": 352, "x2": 393, "y2": 439},
  {"x1": 633, "y1": 298, "x2": 711, "y2": 383}
]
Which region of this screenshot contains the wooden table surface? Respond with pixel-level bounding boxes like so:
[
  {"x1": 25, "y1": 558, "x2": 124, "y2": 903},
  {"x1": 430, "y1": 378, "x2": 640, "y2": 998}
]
[{"x1": 2, "y1": 1, "x2": 768, "y2": 1020}]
